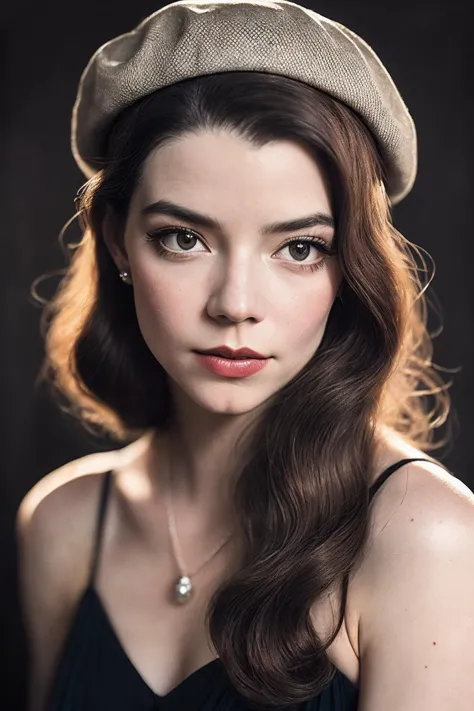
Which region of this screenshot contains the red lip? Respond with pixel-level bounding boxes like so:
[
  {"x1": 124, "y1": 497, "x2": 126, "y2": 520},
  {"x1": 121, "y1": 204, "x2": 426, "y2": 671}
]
[{"x1": 195, "y1": 345, "x2": 268, "y2": 360}]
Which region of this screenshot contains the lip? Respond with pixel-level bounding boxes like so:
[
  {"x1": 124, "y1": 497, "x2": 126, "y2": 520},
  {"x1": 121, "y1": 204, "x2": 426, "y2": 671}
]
[
  {"x1": 195, "y1": 352, "x2": 270, "y2": 378},
  {"x1": 195, "y1": 345, "x2": 268, "y2": 359}
]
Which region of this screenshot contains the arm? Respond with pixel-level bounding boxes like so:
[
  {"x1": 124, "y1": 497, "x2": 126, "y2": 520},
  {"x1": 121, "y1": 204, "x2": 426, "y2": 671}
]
[
  {"x1": 16, "y1": 468, "x2": 101, "y2": 711},
  {"x1": 357, "y1": 466, "x2": 474, "y2": 710}
]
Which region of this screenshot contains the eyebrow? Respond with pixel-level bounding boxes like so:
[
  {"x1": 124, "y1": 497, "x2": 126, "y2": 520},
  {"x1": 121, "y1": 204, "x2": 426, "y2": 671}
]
[{"x1": 141, "y1": 199, "x2": 335, "y2": 235}]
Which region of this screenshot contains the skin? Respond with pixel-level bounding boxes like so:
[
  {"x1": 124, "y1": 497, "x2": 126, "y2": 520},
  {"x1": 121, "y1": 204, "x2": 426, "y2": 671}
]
[
  {"x1": 104, "y1": 127, "x2": 342, "y2": 526},
  {"x1": 18, "y1": 128, "x2": 474, "y2": 710}
]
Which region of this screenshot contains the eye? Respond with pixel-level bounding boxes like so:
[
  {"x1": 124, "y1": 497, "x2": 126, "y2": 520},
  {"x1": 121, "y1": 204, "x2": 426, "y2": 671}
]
[
  {"x1": 144, "y1": 226, "x2": 337, "y2": 272},
  {"x1": 275, "y1": 235, "x2": 334, "y2": 266},
  {"x1": 145, "y1": 227, "x2": 206, "y2": 253}
]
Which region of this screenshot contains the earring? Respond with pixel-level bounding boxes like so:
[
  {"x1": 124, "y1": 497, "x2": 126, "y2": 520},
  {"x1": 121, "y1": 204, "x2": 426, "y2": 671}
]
[{"x1": 119, "y1": 270, "x2": 132, "y2": 285}]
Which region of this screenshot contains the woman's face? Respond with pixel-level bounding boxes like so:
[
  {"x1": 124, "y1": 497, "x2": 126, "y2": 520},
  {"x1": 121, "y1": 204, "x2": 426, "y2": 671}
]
[{"x1": 113, "y1": 128, "x2": 342, "y2": 416}]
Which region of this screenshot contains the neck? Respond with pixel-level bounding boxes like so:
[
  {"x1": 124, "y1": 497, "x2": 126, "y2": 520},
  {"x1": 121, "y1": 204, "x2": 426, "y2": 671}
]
[{"x1": 148, "y1": 419, "x2": 257, "y2": 536}]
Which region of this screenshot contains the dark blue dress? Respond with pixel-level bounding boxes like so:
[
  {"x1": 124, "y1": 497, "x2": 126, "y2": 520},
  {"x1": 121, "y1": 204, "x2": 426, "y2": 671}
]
[{"x1": 46, "y1": 457, "x2": 437, "y2": 710}]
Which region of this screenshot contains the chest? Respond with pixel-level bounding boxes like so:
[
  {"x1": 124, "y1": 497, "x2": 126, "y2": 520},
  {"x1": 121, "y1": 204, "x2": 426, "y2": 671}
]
[{"x1": 95, "y1": 534, "x2": 361, "y2": 697}]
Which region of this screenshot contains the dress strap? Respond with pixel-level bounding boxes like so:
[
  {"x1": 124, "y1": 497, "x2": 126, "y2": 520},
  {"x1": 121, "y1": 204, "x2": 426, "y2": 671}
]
[
  {"x1": 340, "y1": 456, "x2": 447, "y2": 604},
  {"x1": 368, "y1": 457, "x2": 447, "y2": 501},
  {"x1": 88, "y1": 469, "x2": 113, "y2": 587}
]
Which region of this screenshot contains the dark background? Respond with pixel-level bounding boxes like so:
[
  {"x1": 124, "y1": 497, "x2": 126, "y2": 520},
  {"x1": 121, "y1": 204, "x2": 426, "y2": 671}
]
[{"x1": 1, "y1": 1, "x2": 473, "y2": 708}]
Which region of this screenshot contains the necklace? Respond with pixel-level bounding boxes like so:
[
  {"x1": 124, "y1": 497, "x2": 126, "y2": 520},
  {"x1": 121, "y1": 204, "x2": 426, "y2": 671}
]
[{"x1": 163, "y1": 440, "x2": 234, "y2": 604}]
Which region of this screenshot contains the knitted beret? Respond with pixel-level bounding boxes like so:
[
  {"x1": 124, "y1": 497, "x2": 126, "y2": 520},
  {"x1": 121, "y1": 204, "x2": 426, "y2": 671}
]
[{"x1": 71, "y1": 0, "x2": 417, "y2": 204}]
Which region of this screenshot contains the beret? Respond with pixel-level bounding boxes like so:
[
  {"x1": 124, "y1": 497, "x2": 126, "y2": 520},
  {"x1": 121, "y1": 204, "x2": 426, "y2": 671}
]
[{"x1": 71, "y1": 0, "x2": 417, "y2": 204}]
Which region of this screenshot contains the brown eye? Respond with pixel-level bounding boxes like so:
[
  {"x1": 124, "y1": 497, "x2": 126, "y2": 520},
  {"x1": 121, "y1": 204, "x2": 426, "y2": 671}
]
[
  {"x1": 276, "y1": 235, "x2": 334, "y2": 268},
  {"x1": 145, "y1": 227, "x2": 206, "y2": 253},
  {"x1": 173, "y1": 231, "x2": 198, "y2": 250},
  {"x1": 286, "y1": 241, "x2": 312, "y2": 262}
]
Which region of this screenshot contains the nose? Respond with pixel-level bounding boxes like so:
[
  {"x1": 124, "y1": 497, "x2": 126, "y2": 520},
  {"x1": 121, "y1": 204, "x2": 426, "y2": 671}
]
[{"x1": 205, "y1": 254, "x2": 266, "y2": 324}]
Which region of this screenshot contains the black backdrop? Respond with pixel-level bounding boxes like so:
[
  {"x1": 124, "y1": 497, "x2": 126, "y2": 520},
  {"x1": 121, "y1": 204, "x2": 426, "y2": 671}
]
[{"x1": 2, "y1": 1, "x2": 473, "y2": 708}]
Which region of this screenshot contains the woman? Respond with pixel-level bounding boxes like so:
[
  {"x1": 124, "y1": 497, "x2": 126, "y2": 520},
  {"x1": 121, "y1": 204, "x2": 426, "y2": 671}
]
[{"x1": 17, "y1": 2, "x2": 474, "y2": 710}]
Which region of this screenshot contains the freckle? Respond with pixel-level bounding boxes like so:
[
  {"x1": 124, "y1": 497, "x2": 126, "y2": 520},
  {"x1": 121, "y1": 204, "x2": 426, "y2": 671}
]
[
  {"x1": 410, "y1": 518, "x2": 414, "y2": 522},
  {"x1": 425, "y1": 665, "x2": 428, "y2": 669}
]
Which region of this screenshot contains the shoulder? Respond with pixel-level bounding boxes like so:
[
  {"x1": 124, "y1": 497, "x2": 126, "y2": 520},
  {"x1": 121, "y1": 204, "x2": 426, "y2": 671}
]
[
  {"x1": 359, "y1": 427, "x2": 474, "y2": 593},
  {"x1": 17, "y1": 431, "x2": 153, "y2": 563},
  {"x1": 17, "y1": 450, "x2": 119, "y2": 593},
  {"x1": 353, "y1": 433, "x2": 474, "y2": 707},
  {"x1": 17, "y1": 431, "x2": 154, "y2": 607},
  {"x1": 362, "y1": 452, "x2": 474, "y2": 592},
  {"x1": 16, "y1": 437, "x2": 149, "y2": 711},
  {"x1": 17, "y1": 464, "x2": 107, "y2": 710},
  {"x1": 16, "y1": 449, "x2": 122, "y2": 654},
  {"x1": 366, "y1": 429, "x2": 474, "y2": 553}
]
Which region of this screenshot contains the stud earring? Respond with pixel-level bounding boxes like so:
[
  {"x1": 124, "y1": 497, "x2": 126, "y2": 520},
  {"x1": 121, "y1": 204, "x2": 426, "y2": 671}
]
[{"x1": 119, "y1": 270, "x2": 132, "y2": 285}]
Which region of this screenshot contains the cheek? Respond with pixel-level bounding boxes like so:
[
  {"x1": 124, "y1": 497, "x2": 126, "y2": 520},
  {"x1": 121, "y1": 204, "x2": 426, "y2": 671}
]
[
  {"x1": 132, "y1": 274, "x2": 191, "y2": 338},
  {"x1": 277, "y1": 283, "x2": 336, "y2": 345}
]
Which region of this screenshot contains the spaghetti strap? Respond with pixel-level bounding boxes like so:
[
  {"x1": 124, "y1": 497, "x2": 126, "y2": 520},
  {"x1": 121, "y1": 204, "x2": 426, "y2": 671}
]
[
  {"x1": 88, "y1": 469, "x2": 113, "y2": 587},
  {"x1": 368, "y1": 457, "x2": 447, "y2": 501},
  {"x1": 341, "y1": 456, "x2": 448, "y2": 592}
]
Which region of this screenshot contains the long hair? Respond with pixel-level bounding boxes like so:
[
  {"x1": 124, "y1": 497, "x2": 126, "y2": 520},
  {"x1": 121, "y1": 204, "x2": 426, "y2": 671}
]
[{"x1": 37, "y1": 72, "x2": 452, "y2": 708}]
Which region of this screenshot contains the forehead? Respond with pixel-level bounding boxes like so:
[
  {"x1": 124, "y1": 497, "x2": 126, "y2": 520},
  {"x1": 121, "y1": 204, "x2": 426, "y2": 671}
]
[{"x1": 134, "y1": 129, "x2": 332, "y2": 217}]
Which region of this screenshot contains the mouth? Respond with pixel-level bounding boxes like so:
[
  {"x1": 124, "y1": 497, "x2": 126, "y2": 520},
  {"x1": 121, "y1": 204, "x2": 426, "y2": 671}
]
[
  {"x1": 195, "y1": 346, "x2": 269, "y2": 360},
  {"x1": 194, "y1": 350, "x2": 270, "y2": 378}
]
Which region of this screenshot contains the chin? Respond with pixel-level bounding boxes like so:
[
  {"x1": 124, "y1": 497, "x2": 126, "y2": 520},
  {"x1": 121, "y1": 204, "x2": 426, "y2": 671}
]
[
  {"x1": 195, "y1": 390, "x2": 273, "y2": 416},
  {"x1": 174, "y1": 379, "x2": 279, "y2": 417}
]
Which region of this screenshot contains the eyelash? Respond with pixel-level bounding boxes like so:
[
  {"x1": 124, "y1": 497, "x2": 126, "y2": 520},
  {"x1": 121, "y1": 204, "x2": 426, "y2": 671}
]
[{"x1": 144, "y1": 226, "x2": 337, "y2": 272}]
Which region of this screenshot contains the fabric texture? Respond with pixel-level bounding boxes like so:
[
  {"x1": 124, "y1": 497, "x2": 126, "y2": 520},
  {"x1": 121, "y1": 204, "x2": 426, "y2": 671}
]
[
  {"x1": 46, "y1": 456, "x2": 441, "y2": 710},
  {"x1": 71, "y1": 0, "x2": 417, "y2": 205}
]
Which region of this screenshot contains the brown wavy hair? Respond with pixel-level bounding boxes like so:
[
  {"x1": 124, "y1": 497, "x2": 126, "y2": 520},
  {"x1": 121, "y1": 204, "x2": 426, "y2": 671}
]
[{"x1": 36, "y1": 72, "x2": 453, "y2": 708}]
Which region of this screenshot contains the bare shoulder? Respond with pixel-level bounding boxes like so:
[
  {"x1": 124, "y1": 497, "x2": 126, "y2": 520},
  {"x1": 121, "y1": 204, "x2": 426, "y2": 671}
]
[
  {"x1": 354, "y1": 428, "x2": 474, "y2": 661},
  {"x1": 367, "y1": 427, "x2": 474, "y2": 547},
  {"x1": 17, "y1": 430, "x2": 153, "y2": 554},
  {"x1": 16, "y1": 431, "x2": 152, "y2": 711},
  {"x1": 17, "y1": 431, "x2": 154, "y2": 602},
  {"x1": 335, "y1": 429, "x2": 471, "y2": 660},
  {"x1": 18, "y1": 449, "x2": 120, "y2": 592},
  {"x1": 347, "y1": 432, "x2": 474, "y2": 707}
]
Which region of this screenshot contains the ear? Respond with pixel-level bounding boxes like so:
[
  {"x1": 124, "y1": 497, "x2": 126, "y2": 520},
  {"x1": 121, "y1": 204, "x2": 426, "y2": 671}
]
[{"x1": 102, "y1": 206, "x2": 129, "y2": 272}]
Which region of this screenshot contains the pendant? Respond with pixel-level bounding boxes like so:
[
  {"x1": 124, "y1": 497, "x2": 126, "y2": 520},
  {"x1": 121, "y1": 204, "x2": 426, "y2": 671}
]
[{"x1": 174, "y1": 575, "x2": 193, "y2": 604}]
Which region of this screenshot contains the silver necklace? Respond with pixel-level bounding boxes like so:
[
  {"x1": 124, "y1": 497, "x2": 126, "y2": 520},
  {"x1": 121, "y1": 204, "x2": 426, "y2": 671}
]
[{"x1": 163, "y1": 441, "x2": 234, "y2": 604}]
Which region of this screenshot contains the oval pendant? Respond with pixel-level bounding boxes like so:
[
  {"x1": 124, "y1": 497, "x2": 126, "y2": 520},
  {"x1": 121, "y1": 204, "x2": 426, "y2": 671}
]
[{"x1": 174, "y1": 575, "x2": 193, "y2": 604}]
